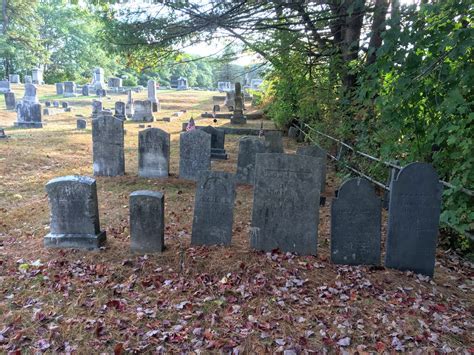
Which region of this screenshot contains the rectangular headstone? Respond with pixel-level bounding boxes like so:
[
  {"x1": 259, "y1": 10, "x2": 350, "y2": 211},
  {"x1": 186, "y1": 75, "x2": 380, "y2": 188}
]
[
  {"x1": 132, "y1": 100, "x2": 154, "y2": 122},
  {"x1": 92, "y1": 113, "x2": 125, "y2": 176},
  {"x1": 297, "y1": 145, "x2": 327, "y2": 193},
  {"x1": 235, "y1": 136, "x2": 268, "y2": 184},
  {"x1": 130, "y1": 190, "x2": 165, "y2": 253},
  {"x1": 9, "y1": 74, "x2": 20, "y2": 84},
  {"x1": 385, "y1": 163, "x2": 442, "y2": 277},
  {"x1": 82, "y1": 85, "x2": 89, "y2": 96},
  {"x1": 192, "y1": 171, "x2": 236, "y2": 246},
  {"x1": 250, "y1": 153, "x2": 321, "y2": 255},
  {"x1": 63, "y1": 81, "x2": 76, "y2": 97},
  {"x1": 44, "y1": 176, "x2": 106, "y2": 249},
  {"x1": 55, "y1": 83, "x2": 64, "y2": 95},
  {"x1": 331, "y1": 178, "x2": 381, "y2": 265},
  {"x1": 15, "y1": 103, "x2": 43, "y2": 128},
  {"x1": 0, "y1": 80, "x2": 11, "y2": 93},
  {"x1": 139, "y1": 128, "x2": 170, "y2": 178},
  {"x1": 4, "y1": 92, "x2": 16, "y2": 110},
  {"x1": 147, "y1": 80, "x2": 160, "y2": 112},
  {"x1": 179, "y1": 130, "x2": 211, "y2": 181},
  {"x1": 77, "y1": 119, "x2": 87, "y2": 129},
  {"x1": 201, "y1": 126, "x2": 227, "y2": 160},
  {"x1": 114, "y1": 101, "x2": 126, "y2": 120},
  {"x1": 265, "y1": 131, "x2": 284, "y2": 153},
  {"x1": 91, "y1": 100, "x2": 103, "y2": 118}
]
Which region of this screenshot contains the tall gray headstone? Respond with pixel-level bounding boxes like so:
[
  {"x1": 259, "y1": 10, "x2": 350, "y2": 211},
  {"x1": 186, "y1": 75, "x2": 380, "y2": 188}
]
[
  {"x1": 138, "y1": 128, "x2": 170, "y2": 178},
  {"x1": 192, "y1": 171, "x2": 236, "y2": 246},
  {"x1": 32, "y1": 68, "x2": 43, "y2": 85},
  {"x1": 385, "y1": 163, "x2": 442, "y2": 277},
  {"x1": 235, "y1": 136, "x2": 268, "y2": 184},
  {"x1": 147, "y1": 80, "x2": 160, "y2": 112},
  {"x1": 4, "y1": 92, "x2": 16, "y2": 110},
  {"x1": 331, "y1": 178, "x2": 381, "y2": 265},
  {"x1": 92, "y1": 113, "x2": 125, "y2": 176},
  {"x1": 231, "y1": 82, "x2": 246, "y2": 124},
  {"x1": 55, "y1": 83, "x2": 64, "y2": 95},
  {"x1": 114, "y1": 101, "x2": 126, "y2": 120},
  {"x1": 179, "y1": 130, "x2": 211, "y2": 181},
  {"x1": 44, "y1": 176, "x2": 106, "y2": 250},
  {"x1": 201, "y1": 126, "x2": 227, "y2": 160},
  {"x1": 265, "y1": 131, "x2": 284, "y2": 153},
  {"x1": 63, "y1": 81, "x2": 76, "y2": 97},
  {"x1": 132, "y1": 100, "x2": 154, "y2": 122},
  {"x1": 250, "y1": 153, "x2": 321, "y2": 255},
  {"x1": 130, "y1": 190, "x2": 165, "y2": 253},
  {"x1": 92, "y1": 67, "x2": 106, "y2": 91},
  {"x1": 297, "y1": 145, "x2": 327, "y2": 193},
  {"x1": 126, "y1": 90, "x2": 134, "y2": 118}
]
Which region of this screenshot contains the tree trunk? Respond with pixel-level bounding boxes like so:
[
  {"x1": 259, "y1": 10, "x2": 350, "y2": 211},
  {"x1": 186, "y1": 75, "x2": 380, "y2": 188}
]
[{"x1": 367, "y1": 0, "x2": 390, "y2": 65}]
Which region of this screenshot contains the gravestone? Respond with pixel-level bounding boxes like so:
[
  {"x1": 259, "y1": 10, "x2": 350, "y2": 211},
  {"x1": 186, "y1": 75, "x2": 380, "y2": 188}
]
[
  {"x1": 130, "y1": 191, "x2": 165, "y2": 253},
  {"x1": 0, "y1": 80, "x2": 11, "y2": 93},
  {"x1": 0, "y1": 128, "x2": 7, "y2": 138},
  {"x1": 44, "y1": 176, "x2": 106, "y2": 249},
  {"x1": 126, "y1": 90, "x2": 134, "y2": 117},
  {"x1": 132, "y1": 100, "x2": 154, "y2": 122},
  {"x1": 55, "y1": 83, "x2": 64, "y2": 95},
  {"x1": 108, "y1": 77, "x2": 122, "y2": 88},
  {"x1": 288, "y1": 126, "x2": 299, "y2": 139},
  {"x1": 179, "y1": 130, "x2": 211, "y2": 181},
  {"x1": 250, "y1": 153, "x2": 321, "y2": 255},
  {"x1": 224, "y1": 91, "x2": 235, "y2": 111},
  {"x1": 22, "y1": 83, "x2": 39, "y2": 104},
  {"x1": 4, "y1": 92, "x2": 16, "y2": 110},
  {"x1": 114, "y1": 101, "x2": 126, "y2": 120},
  {"x1": 297, "y1": 145, "x2": 327, "y2": 193},
  {"x1": 191, "y1": 171, "x2": 236, "y2": 246},
  {"x1": 24, "y1": 75, "x2": 32, "y2": 84},
  {"x1": 147, "y1": 80, "x2": 160, "y2": 112},
  {"x1": 92, "y1": 113, "x2": 125, "y2": 176},
  {"x1": 213, "y1": 104, "x2": 220, "y2": 112},
  {"x1": 63, "y1": 81, "x2": 76, "y2": 97},
  {"x1": 177, "y1": 77, "x2": 188, "y2": 90},
  {"x1": 92, "y1": 67, "x2": 106, "y2": 91},
  {"x1": 32, "y1": 68, "x2": 43, "y2": 85},
  {"x1": 235, "y1": 136, "x2": 268, "y2": 184},
  {"x1": 15, "y1": 103, "x2": 43, "y2": 128},
  {"x1": 201, "y1": 126, "x2": 227, "y2": 160},
  {"x1": 82, "y1": 85, "x2": 89, "y2": 96},
  {"x1": 61, "y1": 102, "x2": 69, "y2": 109},
  {"x1": 77, "y1": 119, "x2": 87, "y2": 129},
  {"x1": 385, "y1": 163, "x2": 442, "y2": 277},
  {"x1": 138, "y1": 128, "x2": 170, "y2": 178},
  {"x1": 45, "y1": 101, "x2": 51, "y2": 107},
  {"x1": 9, "y1": 74, "x2": 20, "y2": 83},
  {"x1": 53, "y1": 101, "x2": 60, "y2": 107},
  {"x1": 91, "y1": 100, "x2": 103, "y2": 118},
  {"x1": 231, "y1": 82, "x2": 246, "y2": 124},
  {"x1": 265, "y1": 131, "x2": 284, "y2": 153},
  {"x1": 331, "y1": 178, "x2": 381, "y2": 265}
]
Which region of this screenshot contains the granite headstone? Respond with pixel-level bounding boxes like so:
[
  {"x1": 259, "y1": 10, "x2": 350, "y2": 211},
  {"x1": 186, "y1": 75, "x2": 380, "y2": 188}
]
[
  {"x1": 179, "y1": 130, "x2": 211, "y2": 181},
  {"x1": 138, "y1": 128, "x2": 170, "y2": 178}
]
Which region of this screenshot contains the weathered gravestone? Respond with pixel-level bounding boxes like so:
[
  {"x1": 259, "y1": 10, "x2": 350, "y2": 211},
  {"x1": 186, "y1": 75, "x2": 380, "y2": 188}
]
[
  {"x1": 108, "y1": 77, "x2": 122, "y2": 88},
  {"x1": 235, "y1": 136, "x2": 268, "y2": 184},
  {"x1": 32, "y1": 68, "x2": 43, "y2": 85},
  {"x1": 126, "y1": 90, "x2": 134, "y2": 118},
  {"x1": 130, "y1": 190, "x2": 165, "y2": 253},
  {"x1": 77, "y1": 119, "x2": 87, "y2": 129},
  {"x1": 224, "y1": 91, "x2": 235, "y2": 111},
  {"x1": 4, "y1": 92, "x2": 16, "y2": 110},
  {"x1": 132, "y1": 100, "x2": 154, "y2": 122},
  {"x1": 24, "y1": 75, "x2": 32, "y2": 84},
  {"x1": 250, "y1": 153, "x2": 321, "y2": 255},
  {"x1": 53, "y1": 101, "x2": 60, "y2": 107},
  {"x1": 9, "y1": 74, "x2": 20, "y2": 83},
  {"x1": 92, "y1": 113, "x2": 125, "y2": 176},
  {"x1": 147, "y1": 80, "x2": 160, "y2": 112},
  {"x1": 63, "y1": 81, "x2": 76, "y2": 97},
  {"x1": 0, "y1": 128, "x2": 7, "y2": 138},
  {"x1": 61, "y1": 102, "x2": 69, "y2": 109},
  {"x1": 179, "y1": 130, "x2": 211, "y2": 181},
  {"x1": 91, "y1": 100, "x2": 103, "y2": 118},
  {"x1": 45, "y1": 101, "x2": 51, "y2": 107},
  {"x1": 22, "y1": 83, "x2": 38, "y2": 104},
  {"x1": 231, "y1": 82, "x2": 246, "y2": 124},
  {"x1": 191, "y1": 171, "x2": 236, "y2": 246},
  {"x1": 288, "y1": 126, "x2": 299, "y2": 139},
  {"x1": 331, "y1": 178, "x2": 381, "y2": 265},
  {"x1": 82, "y1": 85, "x2": 89, "y2": 96},
  {"x1": 0, "y1": 80, "x2": 11, "y2": 93},
  {"x1": 385, "y1": 162, "x2": 442, "y2": 277},
  {"x1": 201, "y1": 126, "x2": 227, "y2": 160},
  {"x1": 297, "y1": 144, "x2": 327, "y2": 193},
  {"x1": 138, "y1": 128, "x2": 170, "y2": 178},
  {"x1": 15, "y1": 103, "x2": 42, "y2": 128},
  {"x1": 55, "y1": 83, "x2": 64, "y2": 95},
  {"x1": 265, "y1": 131, "x2": 284, "y2": 153},
  {"x1": 114, "y1": 101, "x2": 126, "y2": 120},
  {"x1": 44, "y1": 176, "x2": 106, "y2": 249}
]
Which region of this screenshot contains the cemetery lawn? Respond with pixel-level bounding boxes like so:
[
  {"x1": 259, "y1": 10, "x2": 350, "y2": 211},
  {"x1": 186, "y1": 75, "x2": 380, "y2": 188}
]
[{"x1": 1, "y1": 86, "x2": 473, "y2": 353}]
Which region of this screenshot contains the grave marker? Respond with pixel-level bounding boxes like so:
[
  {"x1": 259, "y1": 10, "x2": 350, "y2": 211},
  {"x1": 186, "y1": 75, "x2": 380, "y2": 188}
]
[
  {"x1": 77, "y1": 119, "x2": 87, "y2": 129},
  {"x1": 138, "y1": 128, "x2": 170, "y2": 178},
  {"x1": 63, "y1": 81, "x2": 76, "y2": 97},
  {"x1": 179, "y1": 129, "x2": 211, "y2": 181},
  {"x1": 201, "y1": 126, "x2": 227, "y2": 160},
  {"x1": 297, "y1": 144, "x2": 327, "y2": 192},
  {"x1": 265, "y1": 131, "x2": 284, "y2": 153},
  {"x1": 115, "y1": 101, "x2": 126, "y2": 120},
  {"x1": 235, "y1": 136, "x2": 267, "y2": 184},
  {"x1": 4, "y1": 92, "x2": 15, "y2": 110},
  {"x1": 132, "y1": 100, "x2": 154, "y2": 122},
  {"x1": 55, "y1": 83, "x2": 64, "y2": 95},
  {"x1": 147, "y1": 80, "x2": 160, "y2": 112}
]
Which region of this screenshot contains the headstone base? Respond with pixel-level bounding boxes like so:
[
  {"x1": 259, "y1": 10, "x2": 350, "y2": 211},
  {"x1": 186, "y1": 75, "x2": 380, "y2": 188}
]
[
  {"x1": 211, "y1": 148, "x2": 228, "y2": 160},
  {"x1": 44, "y1": 231, "x2": 106, "y2": 250},
  {"x1": 14, "y1": 122, "x2": 43, "y2": 128}
]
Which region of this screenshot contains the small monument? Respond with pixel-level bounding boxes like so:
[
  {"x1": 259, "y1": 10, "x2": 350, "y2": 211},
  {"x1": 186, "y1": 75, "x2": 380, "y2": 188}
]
[{"x1": 147, "y1": 80, "x2": 160, "y2": 112}]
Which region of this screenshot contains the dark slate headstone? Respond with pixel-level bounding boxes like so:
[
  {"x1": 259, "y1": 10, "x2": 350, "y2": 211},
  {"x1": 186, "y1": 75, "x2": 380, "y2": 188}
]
[
  {"x1": 130, "y1": 190, "x2": 165, "y2": 253},
  {"x1": 331, "y1": 178, "x2": 381, "y2": 265},
  {"x1": 0, "y1": 128, "x2": 7, "y2": 138},
  {"x1": 4, "y1": 92, "x2": 16, "y2": 110},
  {"x1": 235, "y1": 136, "x2": 267, "y2": 184},
  {"x1": 191, "y1": 171, "x2": 236, "y2": 246},
  {"x1": 213, "y1": 104, "x2": 220, "y2": 112},
  {"x1": 385, "y1": 163, "x2": 442, "y2": 277},
  {"x1": 63, "y1": 81, "x2": 76, "y2": 97},
  {"x1": 265, "y1": 131, "x2": 284, "y2": 153},
  {"x1": 92, "y1": 114, "x2": 125, "y2": 176},
  {"x1": 201, "y1": 126, "x2": 227, "y2": 160},
  {"x1": 288, "y1": 126, "x2": 299, "y2": 139},
  {"x1": 297, "y1": 144, "x2": 327, "y2": 193},
  {"x1": 45, "y1": 101, "x2": 51, "y2": 107},
  {"x1": 250, "y1": 153, "x2": 321, "y2": 255},
  {"x1": 138, "y1": 128, "x2": 170, "y2": 178},
  {"x1": 44, "y1": 176, "x2": 106, "y2": 250},
  {"x1": 55, "y1": 83, "x2": 64, "y2": 95},
  {"x1": 179, "y1": 130, "x2": 211, "y2": 181},
  {"x1": 82, "y1": 85, "x2": 89, "y2": 96},
  {"x1": 77, "y1": 119, "x2": 86, "y2": 129},
  {"x1": 115, "y1": 101, "x2": 126, "y2": 120},
  {"x1": 61, "y1": 101, "x2": 69, "y2": 109}
]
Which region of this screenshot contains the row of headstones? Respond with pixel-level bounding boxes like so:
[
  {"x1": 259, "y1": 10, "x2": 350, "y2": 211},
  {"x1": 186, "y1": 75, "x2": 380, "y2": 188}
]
[
  {"x1": 44, "y1": 159, "x2": 442, "y2": 277},
  {"x1": 1, "y1": 71, "x2": 43, "y2": 86}
]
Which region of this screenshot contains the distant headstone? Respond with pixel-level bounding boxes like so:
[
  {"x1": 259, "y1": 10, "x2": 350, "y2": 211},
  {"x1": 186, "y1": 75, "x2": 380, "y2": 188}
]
[
  {"x1": 9, "y1": 74, "x2": 20, "y2": 84},
  {"x1": 201, "y1": 126, "x2": 227, "y2": 160},
  {"x1": 91, "y1": 100, "x2": 103, "y2": 118},
  {"x1": 385, "y1": 163, "x2": 442, "y2": 277},
  {"x1": 114, "y1": 101, "x2": 126, "y2": 120},
  {"x1": 82, "y1": 85, "x2": 89, "y2": 96},
  {"x1": 250, "y1": 153, "x2": 321, "y2": 255},
  {"x1": 22, "y1": 83, "x2": 39, "y2": 104},
  {"x1": 177, "y1": 77, "x2": 188, "y2": 90},
  {"x1": 53, "y1": 100, "x2": 60, "y2": 107},
  {"x1": 108, "y1": 77, "x2": 122, "y2": 88},
  {"x1": 147, "y1": 80, "x2": 160, "y2": 112},
  {"x1": 265, "y1": 131, "x2": 284, "y2": 153},
  {"x1": 44, "y1": 176, "x2": 106, "y2": 249},
  {"x1": 4, "y1": 92, "x2": 16, "y2": 110},
  {"x1": 179, "y1": 129, "x2": 211, "y2": 181},
  {"x1": 213, "y1": 104, "x2": 220, "y2": 112},
  {"x1": 24, "y1": 75, "x2": 32, "y2": 84},
  {"x1": 132, "y1": 100, "x2": 154, "y2": 122},
  {"x1": 130, "y1": 190, "x2": 165, "y2": 253},
  {"x1": 297, "y1": 145, "x2": 327, "y2": 193},
  {"x1": 126, "y1": 90, "x2": 134, "y2": 118},
  {"x1": 92, "y1": 67, "x2": 106, "y2": 91},
  {"x1": 192, "y1": 171, "x2": 236, "y2": 246},
  {"x1": 331, "y1": 178, "x2": 381, "y2": 265},
  {"x1": 92, "y1": 113, "x2": 125, "y2": 176},
  {"x1": 45, "y1": 101, "x2": 51, "y2": 107},
  {"x1": 61, "y1": 101, "x2": 69, "y2": 109},
  {"x1": 63, "y1": 81, "x2": 76, "y2": 97},
  {"x1": 77, "y1": 119, "x2": 87, "y2": 129},
  {"x1": 55, "y1": 83, "x2": 64, "y2": 95},
  {"x1": 288, "y1": 126, "x2": 299, "y2": 139},
  {"x1": 0, "y1": 128, "x2": 7, "y2": 138},
  {"x1": 0, "y1": 80, "x2": 11, "y2": 93},
  {"x1": 15, "y1": 103, "x2": 43, "y2": 128},
  {"x1": 235, "y1": 136, "x2": 267, "y2": 184},
  {"x1": 138, "y1": 128, "x2": 170, "y2": 178},
  {"x1": 32, "y1": 68, "x2": 43, "y2": 85},
  {"x1": 224, "y1": 91, "x2": 235, "y2": 111}
]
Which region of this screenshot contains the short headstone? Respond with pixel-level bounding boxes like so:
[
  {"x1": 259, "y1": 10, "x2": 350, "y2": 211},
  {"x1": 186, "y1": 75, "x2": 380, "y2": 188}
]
[
  {"x1": 191, "y1": 171, "x2": 236, "y2": 246},
  {"x1": 55, "y1": 83, "x2": 64, "y2": 95},
  {"x1": 92, "y1": 113, "x2": 125, "y2": 176},
  {"x1": 250, "y1": 153, "x2": 321, "y2": 255},
  {"x1": 224, "y1": 91, "x2": 235, "y2": 111},
  {"x1": 201, "y1": 126, "x2": 227, "y2": 160},
  {"x1": 297, "y1": 145, "x2": 327, "y2": 193},
  {"x1": 44, "y1": 176, "x2": 106, "y2": 249},
  {"x1": 82, "y1": 85, "x2": 89, "y2": 96},
  {"x1": 331, "y1": 178, "x2": 381, "y2": 265},
  {"x1": 4, "y1": 92, "x2": 16, "y2": 110},
  {"x1": 114, "y1": 101, "x2": 126, "y2": 120},
  {"x1": 77, "y1": 119, "x2": 87, "y2": 129},
  {"x1": 108, "y1": 77, "x2": 122, "y2": 88},
  {"x1": 24, "y1": 75, "x2": 32, "y2": 84},
  {"x1": 265, "y1": 131, "x2": 284, "y2": 153},
  {"x1": 0, "y1": 128, "x2": 7, "y2": 138},
  {"x1": 130, "y1": 190, "x2": 165, "y2": 253},
  {"x1": 15, "y1": 103, "x2": 43, "y2": 128},
  {"x1": 32, "y1": 68, "x2": 43, "y2": 85},
  {"x1": 53, "y1": 101, "x2": 60, "y2": 107},
  {"x1": 235, "y1": 136, "x2": 268, "y2": 184},
  {"x1": 63, "y1": 81, "x2": 76, "y2": 97},
  {"x1": 179, "y1": 129, "x2": 211, "y2": 181},
  {"x1": 288, "y1": 126, "x2": 299, "y2": 139},
  {"x1": 91, "y1": 100, "x2": 103, "y2": 118},
  {"x1": 61, "y1": 101, "x2": 69, "y2": 109},
  {"x1": 9, "y1": 74, "x2": 20, "y2": 84},
  {"x1": 22, "y1": 83, "x2": 39, "y2": 104},
  {"x1": 213, "y1": 104, "x2": 220, "y2": 112},
  {"x1": 385, "y1": 163, "x2": 443, "y2": 277},
  {"x1": 45, "y1": 101, "x2": 51, "y2": 107},
  {"x1": 132, "y1": 100, "x2": 154, "y2": 122},
  {"x1": 138, "y1": 128, "x2": 170, "y2": 178},
  {"x1": 0, "y1": 80, "x2": 11, "y2": 93},
  {"x1": 177, "y1": 77, "x2": 188, "y2": 90},
  {"x1": 147, "y1": 80, "x2": 160, "y2": 112}
]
